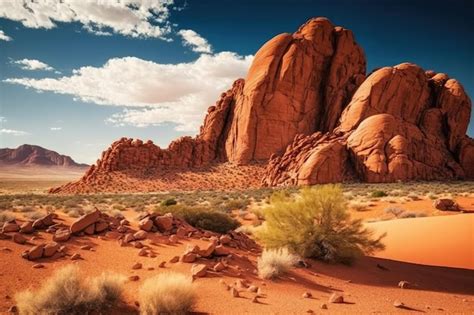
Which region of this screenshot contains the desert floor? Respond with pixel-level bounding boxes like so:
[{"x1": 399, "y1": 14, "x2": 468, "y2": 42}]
[{"x1": 0, "y1": 179, "x2": 473, "y2": 314}]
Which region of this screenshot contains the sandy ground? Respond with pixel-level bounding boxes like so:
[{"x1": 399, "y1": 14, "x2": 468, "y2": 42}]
[
  {"x1": 369, "y1": 214, "x2": 474, "y2": 270},
  {"x1": 1, "y1": 210, "x2": 473, "y2": 314}
]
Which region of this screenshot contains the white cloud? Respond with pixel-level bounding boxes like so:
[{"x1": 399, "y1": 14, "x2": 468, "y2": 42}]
[
  {"x1": 13, "y1": 58, "x2": 55, "y2": 71},
  {"x1": 0, "y1": 29, "x2": 12, "y2": 41},
  {"x1": 0, "y1": 116, "x2": 6, "y2": 123},
  {"x1": 50, "y1": 127, "x2": 62, "y2": 131},
  {"x1": 0, "y1": 128, "x2": 29, "y2": 136},
  {"x1": 178, "y1": 29, "x2": 212, "y2": 53},
  {"x1": 5, "y1": 52, "x2": 253, "y2": 132},
  {"x1": 0, "y1": 0, "x2": 174, "y2": 39}
]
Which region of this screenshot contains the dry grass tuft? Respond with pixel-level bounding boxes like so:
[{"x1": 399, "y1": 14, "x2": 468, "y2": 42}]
[
  {"x1": 257, "y1": 247, "x2": 298, "y2": 280},
  {"x1": 139, "y1": 272, "x2": 196, "y2": 315},
  {"x1": 15, "y1": 265, "x2": 125, "y2": 315}
]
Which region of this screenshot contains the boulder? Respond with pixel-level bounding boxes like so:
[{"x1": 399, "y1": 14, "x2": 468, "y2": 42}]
[
  {"x1": 24, "y1": 244, "x2": 45, "y2": 260},
  {"x1": 2, "y1": 222, "x2": 19, "y2": 233},
  {"x1": 138, "y1": 218, "x2": 153, "y2": 232},
  {"x1": 95, "y1": 220, "x2": 109, "y2": 233},
  {"x1": 84, "y1": 224, "x2": 95, "y2": 235},
  {"x1": 181, "y1": 253, "x2": 197, "y2": 263},
  {"x1": 20, "y1": 221, "x2": 34, "y2": 234},
  {"x1": 12, "y1": 233, "x2": 27, "y2": 244},
  {"x1": 154, "y1": 213, "x2": 173, "y2": 232},
  {"x1": 329, "y1": 293, "x2": 344, "y2": 303},
  {"x1": 199, "y1": 241, "x2": 216, "y2": 258},
  {"x1": 219, "y1": 234, "x2": 231, "y2": 245},
  {"x1": 70, "y1": 210, "x2": 101, "y2": 234},
  {"x1": 214, "y1": 245, "x2": 230, "y2": 256},
  {"x1": 433, "y1": 199, "x2": 459, "y2": 211},
  {"x1": 43, "y1": 242, "x2": 59, "y2": 257},
  {"x1": 133, "y1": 230, "x2": 147, "y2": 240},
  {"x1": 53, "y1": 229, "x2": 71, "y2": 242},
  {"x1": 191, "y1": 264, "x2": 207, "y2": 278}
]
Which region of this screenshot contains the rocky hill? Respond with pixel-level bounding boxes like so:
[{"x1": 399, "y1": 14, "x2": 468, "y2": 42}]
[
  {"x1": 0, "y1": 144, "x2": 88, "y2": 168},
  {"x1": 50, "y1": 17, "x2": 473, "y2": 194}
]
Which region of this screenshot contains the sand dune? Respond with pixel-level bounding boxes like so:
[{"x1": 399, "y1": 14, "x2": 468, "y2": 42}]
[{"x1": 369, "y1": 213, "x2": 474, "y2": 270}]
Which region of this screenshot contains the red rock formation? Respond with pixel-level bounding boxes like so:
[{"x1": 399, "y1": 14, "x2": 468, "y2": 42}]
[
  {"x1": 263, "y1": 63, "x2": 473, "y2": 185},
  {"x1": 224, "y1": 18, "x2": 366, "y2": 164},
  {"x1": 51, "y1": 17, "x2": 472, "y2": 194}
]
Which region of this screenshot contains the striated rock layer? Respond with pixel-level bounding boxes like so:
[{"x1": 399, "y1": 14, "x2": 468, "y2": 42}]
[{"x1": 51, "y1": 17, "x2": 473, "y2": 194}]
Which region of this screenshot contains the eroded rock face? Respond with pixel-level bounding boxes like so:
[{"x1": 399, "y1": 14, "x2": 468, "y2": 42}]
[
  {"x1": 50, "y1": 17, "x2": 472, "y2": 193},
  {"x1": 225, "y1": 18, "x2": 366, "y2": 164},
  {"x1": 263, "y1": 63, "x2": 473, "y2": 185}
]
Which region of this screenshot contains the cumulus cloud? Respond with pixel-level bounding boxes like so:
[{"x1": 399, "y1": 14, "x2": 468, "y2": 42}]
[
  {"x1": 5, "y1": 52, "x2": 253, "y2": 132},
  {"x1": 0, "y1": 0, "x2": 174, "y2": 39},
  {"x1": 0, "y1": 30, "x2": 12, "y2": 41},
  {"x1": 12, "y1": 58, "x2": 55, "y2": 71},
  {"x1": 0, "y1": 128, "x2": 29, "y2": 136},
  {"x1": 178, "y1": 29, "x2": 212, "y2": 53},
  {"x1": 50, "y1": 127, "x2": 62, "y2": 131}
]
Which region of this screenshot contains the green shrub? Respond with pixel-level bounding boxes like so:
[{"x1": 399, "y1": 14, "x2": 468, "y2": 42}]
[
  {"x1": 162, "y1": 205, "x2": 240, "y2": 233},
  {"x1": 371, "y1": 190, "x2": 387, "y2": 198},
  {"x1": 256, "y1": 185, "x2": 385, "y2": 264},
  {"x1": 160, "y1": 198, "x2": 177, "y2": 207}
]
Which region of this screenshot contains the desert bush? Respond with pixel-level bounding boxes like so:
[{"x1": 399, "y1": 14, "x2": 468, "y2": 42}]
[
  {"x1": 257, "y1": 247, "x2": 298, "y2": 279},
  {"x1": 162, "y1": 205, "x2": 240, "y2": 233},
  {"x1": 398, "y1": 211, "x2": 427, "y2": 219},
  {"x1": 63, "y1": 207, "x2": 85, "y2": 218},
  {"x1": 23, "y1": 210, "x2": 45, "y2": 220},
  {"x1": 407, "y1": 192, "x2": 421, "y2": 201},
  {"x1": 0, "y1": 211, "x2": 15, "y2": 223},
  {"x1": 160, "y1": 198, "x2": 177, "y2": 207},
  {"x1": 218, "y1": 199, "x2": 250, "y2": 212},
  {"x1": 256, "y1": 185, "x2": 385, "y2": 264},
  {"x1": 139, "y1": 272, "x2": 196, "y2": 315},
  {"x1": 349, "y1": 200, "x2": 370, "y2": 212},
  {"x1": 15, "y1": 265, "x2": 125, "y2": 315},
  {"x1": 371, "y1": 190, "x2": 388, "y2": 198},
  {"x1": 384, "y1": 206, "x2": 405, "y2": 217}
]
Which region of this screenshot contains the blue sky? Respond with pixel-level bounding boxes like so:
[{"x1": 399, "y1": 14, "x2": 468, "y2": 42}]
[{"x1": 0, "y1": 0, "x2": 472, "y2": 164}]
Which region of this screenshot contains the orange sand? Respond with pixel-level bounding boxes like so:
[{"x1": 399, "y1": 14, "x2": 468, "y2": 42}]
[
  {"x1": 1, "y1": 210, "x2": 474, "y2": 314},
  {"x1": 369, "y1": 213, "x2": 474, "y2": 270}
]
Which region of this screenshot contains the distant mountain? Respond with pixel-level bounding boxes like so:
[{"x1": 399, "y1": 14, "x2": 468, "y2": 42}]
[{"x1": 0, "y1": 144, "x2": 89, "y2": 168}]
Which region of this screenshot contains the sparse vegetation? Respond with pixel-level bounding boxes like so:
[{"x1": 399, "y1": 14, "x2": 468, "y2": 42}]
[
  {"x1": 371, "y1": 190, "x2": 388, "y2": 198},
  {"x1": 15, "y1": 265, "x2": 125, "y2": 315},
  {"x1": 160, "y1": 205, "x2": 240, "y2": 233},
  {"x1": 139, "y1": 272, "x2": 196, "y2": 315},
  {"x1": 349, "y1": 200, "x2": 370, "y2": 212},
  {"x1": 160, "y1": 198, "x2": 177, "y2": 207},
  {"x1": 256, "y1": 185, "x2": 385, "y2": 264},
  {"x1": 384, "y1": 206, "x2": 405, "y2": 217},
  {"x1": 257, "y1": 247, "x2": 298, "y2": 279},
  {"x1": 399, "y1": 211, "x2": 427, "y2": 219},
  {"x1": 0, "y1": 211, "x2": 15, "y2": 223}
]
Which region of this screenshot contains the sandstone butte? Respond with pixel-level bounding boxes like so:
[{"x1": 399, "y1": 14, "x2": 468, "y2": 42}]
[{"x1": 50, "y1": 17, "x2": 473, "y2": 194}]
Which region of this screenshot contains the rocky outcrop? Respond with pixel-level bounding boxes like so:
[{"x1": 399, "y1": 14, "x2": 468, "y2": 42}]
[
  {"x1": 224, "y1": 18, "x2": 366, "y2": 164},
  {"x1": 263, "y1": 63, "x2": 473, "y2": 185},
  {"x1": 51, "y1": 17, "x2": 472, "y2": 193}
]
